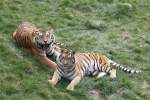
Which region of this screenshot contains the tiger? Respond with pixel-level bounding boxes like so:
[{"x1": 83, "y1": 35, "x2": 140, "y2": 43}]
[
  {"x1": 48, "y1": 48, "x2": 141, "y2": 91},
  {"x1": 12, "y1": 21, "x2": 61, "y2": 69}
]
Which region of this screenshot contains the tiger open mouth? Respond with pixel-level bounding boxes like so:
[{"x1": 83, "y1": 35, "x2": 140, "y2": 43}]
[{"x1": 41, "y1": 43, "x2": 50, "y2": 52}]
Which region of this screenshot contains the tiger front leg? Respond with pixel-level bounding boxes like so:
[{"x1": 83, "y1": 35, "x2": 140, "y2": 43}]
[
  {"x1": 48, "y1": 71, "x2": 61, "y2": 86},
  {"x1": 96, "y1": 72, "x2": 107, "y2": 79},
  {"x1": 66, "y1": 76, "x2": 81, "y2": 91},
  {"x1": 41, "y1": 57, "x2": 58, "y2": 69},
  {"x1": 32, "y1": 48, "x2": 58, "y2": 69}
]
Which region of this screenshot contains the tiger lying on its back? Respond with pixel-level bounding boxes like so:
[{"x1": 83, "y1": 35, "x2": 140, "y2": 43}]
[
  {"x1": 48, "y1": 48, "x2": 141, "y2": 91},
  {"x1": 13, "y1": 22, "x2": 60, "y2": 69}
]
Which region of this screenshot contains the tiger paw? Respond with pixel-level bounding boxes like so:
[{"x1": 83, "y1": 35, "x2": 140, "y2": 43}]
[
  {"x1": 66, "y1": 85, "x2": 74, "y2": 91},
  {"x1": 48, "y1": 80, "x2": 56, "y2": 85},
  {"x1": 110, "y1": 69, "x2": 116, "y2": 78}
]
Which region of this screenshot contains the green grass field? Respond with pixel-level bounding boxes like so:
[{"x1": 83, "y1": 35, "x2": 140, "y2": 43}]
[{"x1": 0, "y1": 0, "x2": 150, "y2": 100}]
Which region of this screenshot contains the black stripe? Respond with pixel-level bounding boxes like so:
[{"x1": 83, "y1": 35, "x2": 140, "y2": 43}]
[
  {"x1": 100, "y1": 64, "x2": 102, "y2": 72},
  {"x1": 81, "y1": 65, "x2": 85, "y2": 73},
  {"x1": 93, "y1": 60, "x2": 96, "y2": 70},
  {"x1": 97, "y1": 62, "x2": 100, "y2": 72},
  {"x1": 67, "y1": 70, "x2": 76, "y2": 78},
  {"x1": 57, "y1": 65, "x2": 65, "y2": 73},
  {"x1": 65, "y1": 65, "x2": 74, "y2": 73},
  {"x1": 47, "y1": 49, "x2": 54, "y2": 56},
  {"x1": 108, "y1": 67, "x2": 113, "y2": 73},
  {"x1": 106, "y1": 67, "x2": 111, "y2": 73},
  {"x1": 126, "y1": 69, "x2": 130, "y2": 73},
  {"x1": 57, "y1": 67, "x2": 64, "y2": 76},
  {"x1": 103, "y1": 64, "x2": 107, "y2": 72}
]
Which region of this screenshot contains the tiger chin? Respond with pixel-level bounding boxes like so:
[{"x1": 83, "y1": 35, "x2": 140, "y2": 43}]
[
  {"x1": 48, "y1": 48, "x2": 141, "y2": 91},
  {"x1": 12, "y1": 22, "x2": 58, "y2": 69}
]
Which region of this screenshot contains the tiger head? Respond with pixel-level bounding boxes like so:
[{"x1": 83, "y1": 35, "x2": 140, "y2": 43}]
[
  {"x1": 57, "y1": 48, "x2": 75, "y2": 66},
  {"x1": 32, "y1": 29, "x2": 55, "y2": 52}
]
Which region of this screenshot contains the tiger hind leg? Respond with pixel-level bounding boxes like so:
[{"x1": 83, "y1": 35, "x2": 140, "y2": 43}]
[
  {"x1": 66, "y1": 76, "x2": 81, "y2": 91},
  {"x1": 96, "y1": 72, "x2": 107, "y2": 79},
  {"x1": 109, "y1": 68, "x2": 116, "y2": 78}
]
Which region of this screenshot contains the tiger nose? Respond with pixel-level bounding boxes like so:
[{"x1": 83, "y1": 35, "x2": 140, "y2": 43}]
[
  {"x1": 44, "y1": 41, "x2": 47, "y2": 44},
  {"x1": 64, "y1": 60, "x2": 68, "y2": 65}
]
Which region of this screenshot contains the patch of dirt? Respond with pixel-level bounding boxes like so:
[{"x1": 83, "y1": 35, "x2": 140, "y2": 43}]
[
  {"x1": 116, "y1": 88, "x2": 123, "y2": 96},
  {"x1": 88, "y1": 89, "x2": 104, "y2": 100}
]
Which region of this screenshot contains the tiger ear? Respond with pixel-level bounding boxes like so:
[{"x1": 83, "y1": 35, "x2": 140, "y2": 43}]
[
  {"x1": 50, "y1": 34, "x2": 55, "y2": 43},
  {"x1": 33, "y1": 31, "x2": 40, "y2": 36},
  {"x1": 72, "y1": 50, "x2": 76, "y2": 55},
  {"x1": 61, "y1": 48, "x2": 64, "y2": 53},
  {"x1": 32, "y1": 32, "x2": 35, "y2": 37},
  {"x1": 49, "y1": 29, "x2": 54, "y2": 34}
]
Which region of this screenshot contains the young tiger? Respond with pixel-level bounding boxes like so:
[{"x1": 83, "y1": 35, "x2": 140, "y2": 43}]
[
  {"x1": 12, "y1": 22, "x2": 62, "y2": 69},
  {"x1": 48, "y1": 48, "x2": 141, "y2": 91}
]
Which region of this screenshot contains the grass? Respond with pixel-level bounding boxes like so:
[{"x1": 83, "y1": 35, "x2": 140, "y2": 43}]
[{"x1": 0, "y1": 0, "x2": 150, "y2": 100}]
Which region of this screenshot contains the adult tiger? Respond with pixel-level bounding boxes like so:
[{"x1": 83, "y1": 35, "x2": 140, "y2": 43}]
[
  {"x1": 12, "y1": 22, "x2": 59, "y2": 69},
  {"x1": 48, "y1": 48, "x2": 141, "y2": 91}
]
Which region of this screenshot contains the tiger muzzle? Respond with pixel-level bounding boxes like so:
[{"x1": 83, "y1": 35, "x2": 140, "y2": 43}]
[{"x1": 41, "y1": 43, "x2": 50, "y2": 52}]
